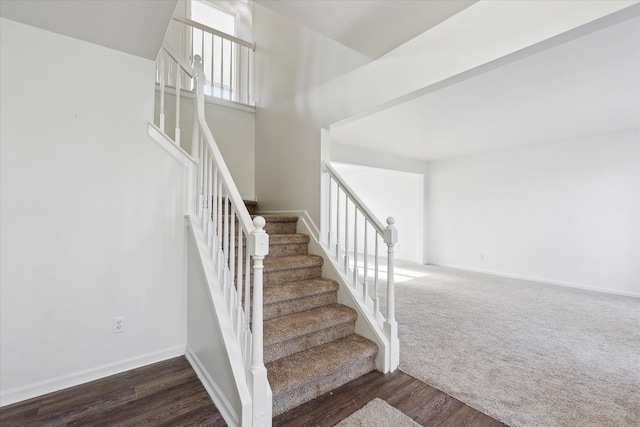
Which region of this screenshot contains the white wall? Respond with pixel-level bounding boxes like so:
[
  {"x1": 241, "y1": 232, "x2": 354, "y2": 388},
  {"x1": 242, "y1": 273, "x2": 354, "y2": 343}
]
[
  {"x1": 252, "y1": 3, "x2": 372, "y2": 224},
  {"x1": 0, "y1": 19, "x2": 188, "y2": 404},
  {"x1": 426, "y1": 129, "x2": 640, "y2": 296}
]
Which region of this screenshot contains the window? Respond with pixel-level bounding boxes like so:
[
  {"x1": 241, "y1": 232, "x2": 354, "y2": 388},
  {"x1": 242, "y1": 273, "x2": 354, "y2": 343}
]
[
  {"x1": 190, "y1": 1, "x2": 235, "y2": 35},
  {"x1": 190, "y1": 1, "x2": 236, "y2": 96}
]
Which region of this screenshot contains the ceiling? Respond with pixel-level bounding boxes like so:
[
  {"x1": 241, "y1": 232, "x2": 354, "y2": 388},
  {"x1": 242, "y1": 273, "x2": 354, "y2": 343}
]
[
  {"x1": 0, "y1": 0, "x2": 177, "y2": 60},
  {"x1": 331, "y1": 9, "x2": 640, "y2": 161},
  {"x1": 255, "y1": 0, "x2": 477, "y2": 59}
]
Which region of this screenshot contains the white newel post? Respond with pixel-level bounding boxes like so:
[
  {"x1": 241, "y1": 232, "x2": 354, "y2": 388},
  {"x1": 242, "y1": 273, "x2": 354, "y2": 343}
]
[
  {"x1": 249, "y1": 216, "x2": 272, "y2": 426},
  {"x1": 383, "y1": 217, "x2": 399, "y2": 372}
]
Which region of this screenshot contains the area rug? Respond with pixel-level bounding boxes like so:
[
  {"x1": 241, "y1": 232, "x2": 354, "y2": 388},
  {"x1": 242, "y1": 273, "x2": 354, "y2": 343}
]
[
  {"x1": 334, "y1": 398, "x2": 420, "y2": 427},
  {"x1": 394, "y1": 264, "x2": 640, "y2": 427}
]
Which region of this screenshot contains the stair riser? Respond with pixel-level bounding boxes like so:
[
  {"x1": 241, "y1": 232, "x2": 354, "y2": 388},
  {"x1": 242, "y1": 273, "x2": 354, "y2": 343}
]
[
  {"x1": 272, "y1": 356, "x2": 376, "y2": 416},
  {"x1": 264, "y1": 222, "x2": 297, "y2": 235},
  {"x1": 264, "y1": 321, "x2": 355, "y2": 364},
  {"x1": 268, "y1": 243, "x2": 308, "y2": 258},
  {"x1": 264, "y1": 292, "x2": 338, "y2": 321},
  {"x1": 265, "y1": 266, "x2": 322, "y2": 286}
]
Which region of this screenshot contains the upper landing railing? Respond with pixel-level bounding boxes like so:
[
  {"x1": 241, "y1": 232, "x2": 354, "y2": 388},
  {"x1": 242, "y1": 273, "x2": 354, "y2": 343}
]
[
  {"x1": 162, "y1": 16, "x2": 255, "y2": 106},
  {"x1": 322, "y1": 160, "x2": 399, "y2": 372}
]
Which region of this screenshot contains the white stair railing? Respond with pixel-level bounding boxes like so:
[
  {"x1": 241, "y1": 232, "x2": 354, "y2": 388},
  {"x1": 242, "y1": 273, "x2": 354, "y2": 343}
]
[
  {"x1": 166, "y1": 16, "x2": 255, "y2": 105},
  {"x1": 322, "y1": 160, "x2": 399, "y2": 372},
  {"x1": 156, "y1": 43, "x2": 271, "y2": 426}
]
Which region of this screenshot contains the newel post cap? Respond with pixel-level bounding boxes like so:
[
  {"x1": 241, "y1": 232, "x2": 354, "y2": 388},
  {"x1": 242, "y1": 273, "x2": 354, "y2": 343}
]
[
  {"x1": 250, "y1": 216, "x2": 269, "y2": 257},
  {"x1": 384, "y1": 217, "x2": 398, "y2": 245}
]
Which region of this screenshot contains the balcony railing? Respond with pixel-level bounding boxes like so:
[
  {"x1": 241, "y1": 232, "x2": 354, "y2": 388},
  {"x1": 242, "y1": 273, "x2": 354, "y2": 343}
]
[{"x1": 161, "y1": 16, "x2": 255, "y2": 106}]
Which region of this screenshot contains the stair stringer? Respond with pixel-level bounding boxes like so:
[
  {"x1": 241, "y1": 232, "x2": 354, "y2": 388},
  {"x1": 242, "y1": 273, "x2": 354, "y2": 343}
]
[
  {"x1": 258, "y1": 210, "x2": 392, "y2": 373},
  {"x1": 185, "y1": 216, "x2": 258, "y2": 427}
]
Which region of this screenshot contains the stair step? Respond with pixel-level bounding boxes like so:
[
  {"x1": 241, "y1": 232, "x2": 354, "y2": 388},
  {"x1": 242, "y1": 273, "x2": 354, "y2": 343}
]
[
  {"x1": 264, "y1": 254, "x2": 323, "y2": 285},
  {"x1": 264, "y1": 278, "x2": 339, "y2": 320},
  {"x1": 264, "y1": 304, "x2": 356, "y2": 363},
  {"x1": 267, "y1": 334, "x2": 378, "y2": 416},
  {"x1": 255, "y1": 215, "x2": 298, "y2": 235},
  {"x1": 268, "y1": 234, "x2": 310, "y2": 257}
]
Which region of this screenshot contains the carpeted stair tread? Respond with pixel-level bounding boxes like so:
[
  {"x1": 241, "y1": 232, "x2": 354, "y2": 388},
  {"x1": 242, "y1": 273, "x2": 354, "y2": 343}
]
[
  {"x1": 264, "y1": 279, "x2": 339, "y2": 320},
  {"x1": 263, "y1": 254, "x2": 323, "y2": 273},
  {"x1": 264, "y1": 304, "x2": 356, "y2": 347},
  {"x1": 267, "y1": 334, "x2": 378, "y2": 415},
  {"x1": 264, "y1": 278, "x2": 338, "y2": 305}
]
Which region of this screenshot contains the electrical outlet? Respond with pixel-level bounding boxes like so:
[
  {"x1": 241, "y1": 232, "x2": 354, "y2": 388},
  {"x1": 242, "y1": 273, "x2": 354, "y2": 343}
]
[{"x1": 113, "y1": 316, "x2": 125, "y2": 334}]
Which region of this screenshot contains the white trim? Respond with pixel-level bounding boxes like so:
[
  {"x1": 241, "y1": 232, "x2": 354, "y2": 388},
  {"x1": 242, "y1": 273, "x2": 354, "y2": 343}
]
[
  {"x1": 0, "y1": 346, "x2": 185, "y2": 407},
  {"x1": 147, "y1": 122, "x2": 197, "y2": 167},
  {"x1": 433, "y1": 263, "x2": 640, "y2": 299},
  {"x1": 185, "y1": 346, "x2": 242, "y2": 427},
  {"x1": 153, "y1": 84, "x2": 256, "y2": 112},
  {"x1": 205, "y1": 95, "x2": 255, "y2": 113}
]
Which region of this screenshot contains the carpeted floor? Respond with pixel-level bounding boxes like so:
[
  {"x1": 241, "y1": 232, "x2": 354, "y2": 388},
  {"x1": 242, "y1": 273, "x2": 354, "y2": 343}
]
[
  {"x1": 393, "y1": 264, "x2": 640, "y2": 427},
  {"x1": 334, "y1": 398, "x2": 420, "y2": 427}
]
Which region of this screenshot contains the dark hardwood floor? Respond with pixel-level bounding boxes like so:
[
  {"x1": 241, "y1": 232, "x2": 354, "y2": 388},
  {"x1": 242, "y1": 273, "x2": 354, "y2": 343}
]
[{"x1": 0, "y1": 356, "x2": 505, "y2": 427}]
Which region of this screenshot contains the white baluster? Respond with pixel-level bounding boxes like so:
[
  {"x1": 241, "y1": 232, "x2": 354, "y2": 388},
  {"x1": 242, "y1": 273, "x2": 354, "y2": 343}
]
[
  {"x1": 175, "y1": 63, "x2": 182, "y2": 146},
  {"x1": 363, "y1": 219, "x2": 368, "y2": 302},
  {"x1": 374, "y1": 234, "x2": 380, "y2": 316},
  {"x1": 335, "y1": 183, "x2": 341, "y2": 261},
  {"x1": 159, "y1": 51, "x2": 166, "y2": 132},
  {"x1": 236, "y1": 224, "x2": 243, "y2": 337},
  {"x1": 344, "y1": 198, "x2": 349, "y2": 272},
  {"x1": 230, "y1": 209, "x2": 236, "y2": 316},
  {"x1": 353, "y1": 208, "x2": 358, "y2": 287}
]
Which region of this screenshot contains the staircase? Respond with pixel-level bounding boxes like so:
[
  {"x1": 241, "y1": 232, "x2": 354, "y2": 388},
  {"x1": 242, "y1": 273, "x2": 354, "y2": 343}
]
[{"x1": 245, "y1": 202, "x2": 378, "y2": 416}]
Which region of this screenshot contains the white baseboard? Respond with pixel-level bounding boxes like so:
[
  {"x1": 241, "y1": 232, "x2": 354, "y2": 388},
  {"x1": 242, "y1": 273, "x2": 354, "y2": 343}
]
[
  {"x1": 185, "y1": 346, "x2": 240, "y2": 427},
  {"x1": 0, "y1": 345, "x2": 186, "y2": 407},
  {"x1": 433, "y1": 263, "x2": 640, "y2": 298}
]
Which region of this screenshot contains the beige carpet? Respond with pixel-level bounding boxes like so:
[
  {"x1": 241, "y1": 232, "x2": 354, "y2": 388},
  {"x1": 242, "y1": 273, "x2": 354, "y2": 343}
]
[
  {"x1": 334, "y1": 398, "x2": 420, "y2": 427},
  {"x1": 394, "y1": 264, "x2": 640, "y2": 427}
]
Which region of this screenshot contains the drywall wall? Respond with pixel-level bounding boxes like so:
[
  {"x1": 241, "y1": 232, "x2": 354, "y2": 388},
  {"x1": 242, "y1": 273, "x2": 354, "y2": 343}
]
[
  {"x1": 186, "y1": 226, "x2": 248, "y2": 424},
  {"x1": 252, "y1": 3, "x2": 371, "y2": 223},
  {"x1": 426, "y1": 129, "x2": 640, "y2": 296},
  {"x1": 252, "y1": 0, "x2": 635, "y2": 227},
  {"x1": 155, "y1": 92, "x2": 256, "y2": 200},
  {"x1": 0, "y1": 18, "x2": 188, "y2": 404}
]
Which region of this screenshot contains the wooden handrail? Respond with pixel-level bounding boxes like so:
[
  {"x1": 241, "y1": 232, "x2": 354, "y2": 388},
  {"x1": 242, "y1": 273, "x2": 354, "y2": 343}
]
[{"x1": 172, "y1": 16, "x2": 256, "y2": 50}]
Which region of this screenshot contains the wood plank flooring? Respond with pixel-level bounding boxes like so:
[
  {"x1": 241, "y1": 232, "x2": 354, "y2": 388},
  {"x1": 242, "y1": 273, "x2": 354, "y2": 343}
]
[{"x1": 0, "y1": 356, "x2": 505, "y2": 427}]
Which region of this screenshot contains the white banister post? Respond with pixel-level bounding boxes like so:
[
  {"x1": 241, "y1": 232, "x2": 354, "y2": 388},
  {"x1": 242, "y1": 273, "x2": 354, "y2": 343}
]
[
  {"x1": 383, "y1": 217, "x2": 399, "y2": 372},
  {"x1": 249, "y1": 216, "x2": 272, "y2": 426}
]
